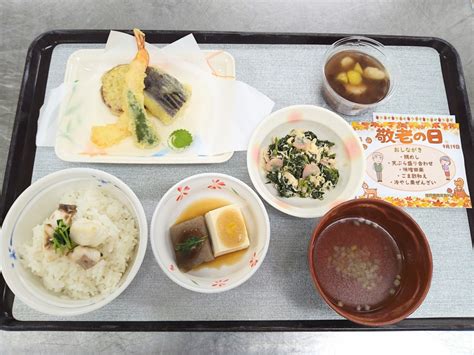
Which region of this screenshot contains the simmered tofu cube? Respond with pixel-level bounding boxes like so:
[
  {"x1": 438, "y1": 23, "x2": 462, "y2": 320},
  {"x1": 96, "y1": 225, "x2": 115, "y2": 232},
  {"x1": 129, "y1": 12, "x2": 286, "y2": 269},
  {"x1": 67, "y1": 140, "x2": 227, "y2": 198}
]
[{"x1": 205, "y1": 205, "x2": 249, "y2": 257}]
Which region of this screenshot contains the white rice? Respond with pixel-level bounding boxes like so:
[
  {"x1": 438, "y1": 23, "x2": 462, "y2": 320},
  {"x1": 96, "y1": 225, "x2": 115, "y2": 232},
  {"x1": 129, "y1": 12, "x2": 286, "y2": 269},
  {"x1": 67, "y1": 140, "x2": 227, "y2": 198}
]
[{"x1": 19, "y1": 186, "x2": 138, "y2": 300}]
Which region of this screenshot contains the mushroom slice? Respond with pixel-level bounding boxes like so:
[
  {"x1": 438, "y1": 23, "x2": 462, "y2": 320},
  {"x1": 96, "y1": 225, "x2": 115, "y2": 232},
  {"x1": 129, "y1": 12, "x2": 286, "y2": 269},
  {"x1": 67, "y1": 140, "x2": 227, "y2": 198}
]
[
  {"x1": 69, "y1": 246, "x2": 101, "y2": 270},
  {"x1": 48, "y1": 204, "x2": 77, "y2": 228},
  {"x1": 59, "y1": 204, "x2": 77, "y2": 214}
]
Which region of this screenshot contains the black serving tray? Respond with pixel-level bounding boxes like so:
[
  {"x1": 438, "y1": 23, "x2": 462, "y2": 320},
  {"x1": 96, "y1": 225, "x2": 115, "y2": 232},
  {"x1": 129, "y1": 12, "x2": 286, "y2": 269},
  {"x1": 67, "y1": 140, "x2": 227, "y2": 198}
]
[{"x1": 0, "y1": 31, "x2": 473, "y2": 331}]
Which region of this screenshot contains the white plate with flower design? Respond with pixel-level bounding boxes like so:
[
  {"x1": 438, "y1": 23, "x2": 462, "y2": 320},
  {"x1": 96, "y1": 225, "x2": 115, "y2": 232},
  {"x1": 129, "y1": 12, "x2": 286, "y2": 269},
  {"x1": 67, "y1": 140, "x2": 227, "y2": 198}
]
[
  {"x1": 247, "y1": 105, "x2": 365, "y2": 218},
  {"x1": 151, "y1": 173, "x2": 270, "y2": 293}
]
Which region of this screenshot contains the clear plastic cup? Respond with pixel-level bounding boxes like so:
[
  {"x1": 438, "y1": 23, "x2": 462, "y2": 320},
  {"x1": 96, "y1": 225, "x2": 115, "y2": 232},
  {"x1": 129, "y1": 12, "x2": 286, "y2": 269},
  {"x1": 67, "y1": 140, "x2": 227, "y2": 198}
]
[{"x1": 322, "y1": 36, "x2": 397, "y2": 116}]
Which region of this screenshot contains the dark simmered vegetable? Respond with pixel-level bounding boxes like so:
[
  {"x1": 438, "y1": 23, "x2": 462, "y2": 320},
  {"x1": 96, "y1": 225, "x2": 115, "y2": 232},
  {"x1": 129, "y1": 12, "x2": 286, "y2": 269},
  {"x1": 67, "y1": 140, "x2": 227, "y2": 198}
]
[
  {"x1": 174, "y1": 236, "x2": 206, "y2": 253},
  {"x1": 170, "y1": 216, "x2": 214, "y2": 272}
]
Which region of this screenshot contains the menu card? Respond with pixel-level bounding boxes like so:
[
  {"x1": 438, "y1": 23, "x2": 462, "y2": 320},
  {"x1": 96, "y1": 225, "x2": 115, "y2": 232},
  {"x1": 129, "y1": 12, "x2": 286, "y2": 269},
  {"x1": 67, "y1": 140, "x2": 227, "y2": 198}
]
[{"x1": 352, "y1": 114, "x2": 471, "y2": 208}]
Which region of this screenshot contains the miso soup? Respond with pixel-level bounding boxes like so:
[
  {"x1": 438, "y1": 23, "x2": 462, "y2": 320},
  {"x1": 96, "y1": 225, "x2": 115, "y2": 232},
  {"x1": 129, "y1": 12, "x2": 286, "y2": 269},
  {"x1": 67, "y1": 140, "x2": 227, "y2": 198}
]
[
  {"x1": 313, "y1": 217, "x2": 403, "y2": 312},
  {"x1": 324, "y1": 50, "x2": 390, "y2": 105}
]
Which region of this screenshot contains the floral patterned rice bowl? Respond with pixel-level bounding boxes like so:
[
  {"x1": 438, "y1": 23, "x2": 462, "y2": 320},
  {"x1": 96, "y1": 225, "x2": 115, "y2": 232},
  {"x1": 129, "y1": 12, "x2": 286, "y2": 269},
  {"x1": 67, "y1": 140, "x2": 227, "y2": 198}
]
[{"x1": 151, "y1": 173, "x2": 270, "y2": 293}]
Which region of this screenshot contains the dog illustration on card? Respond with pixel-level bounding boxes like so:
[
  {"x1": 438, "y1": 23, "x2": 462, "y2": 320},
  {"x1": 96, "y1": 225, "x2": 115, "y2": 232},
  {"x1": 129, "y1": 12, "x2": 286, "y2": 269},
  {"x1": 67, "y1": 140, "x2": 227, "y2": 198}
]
[
  {"x1": 447, "y1": 177, "x2": 470, "y2": 199},
  {"x1": 362, "y1": 182, "x2": 379, "y2": 199}
]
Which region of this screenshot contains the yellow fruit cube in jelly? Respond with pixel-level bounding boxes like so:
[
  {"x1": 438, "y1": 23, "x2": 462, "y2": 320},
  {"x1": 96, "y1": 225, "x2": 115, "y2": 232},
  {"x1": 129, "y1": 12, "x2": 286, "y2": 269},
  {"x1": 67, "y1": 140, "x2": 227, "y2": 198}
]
[
  {"x1": 347, "y1": 70, "x2": 363, "y2": 85},
  {"x1": 354, "y1": 62, "x2": 363, "y2": 74},
  {"x1": 336, "y1": 72, "x2": 348, "y2": 84}
]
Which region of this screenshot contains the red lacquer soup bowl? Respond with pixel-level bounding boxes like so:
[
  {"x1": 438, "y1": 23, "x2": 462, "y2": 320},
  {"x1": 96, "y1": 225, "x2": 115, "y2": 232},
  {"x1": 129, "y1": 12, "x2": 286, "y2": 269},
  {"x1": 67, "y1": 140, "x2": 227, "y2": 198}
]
[{"x1": 308, "y1": 199, "x2": 433, "y2": 326}]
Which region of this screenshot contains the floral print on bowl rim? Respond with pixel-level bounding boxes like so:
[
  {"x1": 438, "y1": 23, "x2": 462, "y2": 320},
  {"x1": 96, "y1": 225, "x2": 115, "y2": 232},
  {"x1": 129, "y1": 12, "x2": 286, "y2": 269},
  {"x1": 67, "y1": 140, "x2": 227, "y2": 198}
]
[
  {"x1": 169, "y1": 250, "x2": 261, "y2": 288},
  {"x1": 208, "y1": 179, "x2": 226, "y2": 190},
  {"x1": 212, "y1": 279, "x2": 229, "y2": 288},
  {"x1": 176, "y1": 186, "x2": 190, "y2": 201},
  {"x1": 8, "y1": 246, "x2": 16, "y2": 268},
  {"x1": 249, "y1": 252, "x2": 258, "y2": 268},
  {"x1": 176, "y1": 179, "x2": 237, "y2": 202}
]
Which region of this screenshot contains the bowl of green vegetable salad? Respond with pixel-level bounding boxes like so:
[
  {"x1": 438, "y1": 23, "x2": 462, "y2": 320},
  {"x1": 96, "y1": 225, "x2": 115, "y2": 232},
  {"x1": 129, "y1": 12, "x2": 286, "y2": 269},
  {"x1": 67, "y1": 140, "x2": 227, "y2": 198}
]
[{"x1": 247, "y1": 105, "x2": 365, "y2": 218}]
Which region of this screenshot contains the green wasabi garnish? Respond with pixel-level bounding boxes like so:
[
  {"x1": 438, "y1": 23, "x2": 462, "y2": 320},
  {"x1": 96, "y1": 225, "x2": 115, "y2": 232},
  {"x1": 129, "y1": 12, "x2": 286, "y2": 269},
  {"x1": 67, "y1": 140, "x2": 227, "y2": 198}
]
[{"x1": 168, "y1": 129, "x2": 193, "y2": 151}]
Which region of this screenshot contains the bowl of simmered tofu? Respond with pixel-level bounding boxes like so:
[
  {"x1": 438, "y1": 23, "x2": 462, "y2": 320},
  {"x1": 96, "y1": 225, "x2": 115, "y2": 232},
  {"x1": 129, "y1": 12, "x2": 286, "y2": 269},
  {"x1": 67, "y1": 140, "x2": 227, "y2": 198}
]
[{"x1": 150, "y1": 173, "x2": 270, "y2": 293}]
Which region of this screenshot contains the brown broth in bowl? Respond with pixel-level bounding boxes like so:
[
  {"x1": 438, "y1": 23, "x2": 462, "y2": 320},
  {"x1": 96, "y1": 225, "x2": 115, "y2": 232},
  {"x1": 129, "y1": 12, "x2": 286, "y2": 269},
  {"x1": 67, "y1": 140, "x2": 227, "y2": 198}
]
[
  {"x1": 313, "y1": 217, "x2": 402, "y2": 312},
  {"x1": 325, "y1": 50, "x2": 390, "y2": 105}
]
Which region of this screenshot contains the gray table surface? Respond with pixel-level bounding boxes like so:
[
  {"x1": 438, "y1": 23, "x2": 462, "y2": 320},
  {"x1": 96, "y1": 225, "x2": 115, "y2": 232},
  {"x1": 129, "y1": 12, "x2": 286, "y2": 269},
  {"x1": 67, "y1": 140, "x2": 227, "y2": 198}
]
[{"x1": 1, "y1": 0, "x2": 473, "y2": 353}]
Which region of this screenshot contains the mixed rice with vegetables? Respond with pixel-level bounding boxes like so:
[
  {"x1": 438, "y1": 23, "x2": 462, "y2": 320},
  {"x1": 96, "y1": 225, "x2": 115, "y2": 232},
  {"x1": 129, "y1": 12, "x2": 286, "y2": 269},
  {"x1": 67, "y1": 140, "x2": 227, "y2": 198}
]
[{"x1": 264, "y1": 129, "x2": 339, "y2": 199}]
